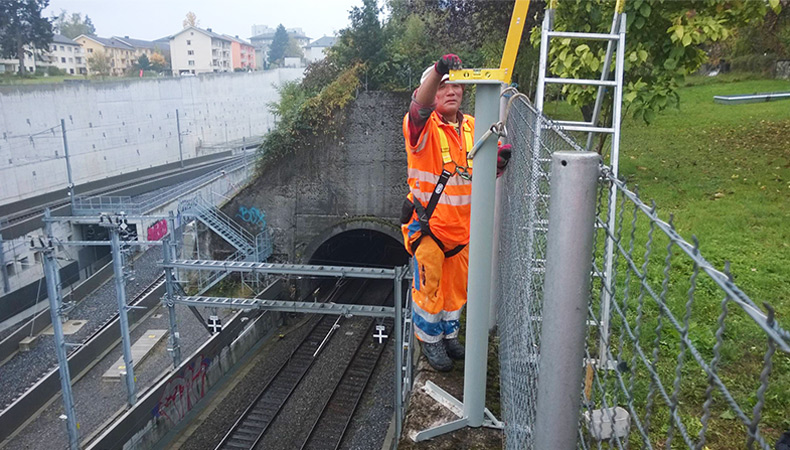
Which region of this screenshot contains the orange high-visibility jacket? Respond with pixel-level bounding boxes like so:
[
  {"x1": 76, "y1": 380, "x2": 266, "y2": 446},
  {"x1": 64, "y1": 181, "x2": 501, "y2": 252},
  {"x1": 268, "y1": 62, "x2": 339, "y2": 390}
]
[{"x1": 401, "y1": 110, "x2": 475, "y2": 249}]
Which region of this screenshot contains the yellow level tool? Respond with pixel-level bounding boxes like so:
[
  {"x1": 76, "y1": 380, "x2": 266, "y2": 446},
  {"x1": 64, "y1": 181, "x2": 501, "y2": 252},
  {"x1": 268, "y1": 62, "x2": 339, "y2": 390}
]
[{"x1": 449, "y1": 0, "x2": 530, "y2": 84}]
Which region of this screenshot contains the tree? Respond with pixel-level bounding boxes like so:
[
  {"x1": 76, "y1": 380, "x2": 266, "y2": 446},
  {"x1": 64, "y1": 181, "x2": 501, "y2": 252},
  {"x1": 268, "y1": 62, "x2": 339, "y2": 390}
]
[
  {"x1": 327, "y1": 0, "x2": 385, "y2": 88},
  {"x1": 533, "y1": 0, "x2": 779, "y2": 125},
  {"x1": 0, "y1": 0, "x2": 54, "y2": 74},
  {"x1": 268, "y1": 24, "x2": 289, "y2": 66},
  {"x1": 88, "y1": 51, "x2": 111, "y2": 76},
  {"x1": 183, "y1": 11, "x2": 198, "y2": 28},
  {"x1": 149, "y1": 52, "x2": 167, "y2": 72},
  {"x1": 52, "y1": 10, "x2": 95, "y2": 39},
  {"x1": 137, "y1": 53, "x2": 150, "y2": 70},
  {"x1": 284, "y1": 37, "x2": 304, "y2": 58}
]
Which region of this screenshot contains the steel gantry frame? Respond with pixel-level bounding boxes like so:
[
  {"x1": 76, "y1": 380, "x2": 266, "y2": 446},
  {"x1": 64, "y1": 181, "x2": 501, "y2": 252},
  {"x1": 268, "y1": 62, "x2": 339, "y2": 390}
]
[{"x1": 158, "y1": 257, "x2": 413, "y2": 441}]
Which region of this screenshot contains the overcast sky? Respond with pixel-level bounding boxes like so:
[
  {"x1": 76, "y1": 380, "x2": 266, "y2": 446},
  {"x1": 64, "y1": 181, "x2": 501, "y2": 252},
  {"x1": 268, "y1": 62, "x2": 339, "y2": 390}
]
[{"x1": 44, "y1": 0, "x2": 367, "y2": 41}]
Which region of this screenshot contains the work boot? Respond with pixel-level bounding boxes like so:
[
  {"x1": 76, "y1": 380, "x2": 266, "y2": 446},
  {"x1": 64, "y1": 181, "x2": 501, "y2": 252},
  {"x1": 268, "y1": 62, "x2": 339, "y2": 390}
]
[
  {"x1": 444, "y1": 337, "x2": 465, "y2": 360},
  {"x1": 421, "y1": 340, "x2": 453, "y2": 372}
]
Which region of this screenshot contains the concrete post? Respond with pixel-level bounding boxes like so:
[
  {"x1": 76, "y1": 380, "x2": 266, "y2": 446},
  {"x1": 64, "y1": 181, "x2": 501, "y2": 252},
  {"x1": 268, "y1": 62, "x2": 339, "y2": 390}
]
[
  {"x1": 43, "y1": 209, "x2": 80, "y2": 450},
  {"x1": 533, "y1": 151, "x2": 600, "y2": 450},
  {"x1": 463, "y1": 82, "x2": 501, "y2": 426},
  {"x1": 109, "y1": 227, "x2": 137, "y2": 406}
]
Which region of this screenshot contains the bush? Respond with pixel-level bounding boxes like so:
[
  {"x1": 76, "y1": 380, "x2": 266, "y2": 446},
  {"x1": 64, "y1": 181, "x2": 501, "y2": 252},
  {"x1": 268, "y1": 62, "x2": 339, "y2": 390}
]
[
  {"x1": 47, "y1": 66, "x2": 63, "y2": 76},
  {"x1": 730, "y1": 54, "x2": 776, "y2": 75}
]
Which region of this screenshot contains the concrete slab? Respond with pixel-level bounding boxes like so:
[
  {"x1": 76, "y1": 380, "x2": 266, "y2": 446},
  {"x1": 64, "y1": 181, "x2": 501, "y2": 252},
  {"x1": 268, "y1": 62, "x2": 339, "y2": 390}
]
[
  {"x1": 102, "y1": 329, "x2": 168, "y2": 380},
  {"x1": 42, "y1": 319, "x2": 88, "y2": 335}
]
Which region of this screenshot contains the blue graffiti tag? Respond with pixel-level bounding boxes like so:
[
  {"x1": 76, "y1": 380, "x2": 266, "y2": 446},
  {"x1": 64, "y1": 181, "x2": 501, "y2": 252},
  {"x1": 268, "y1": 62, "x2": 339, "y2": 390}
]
[{"x1": 236, "y1": 206, "x2": 266, "y2": 228}]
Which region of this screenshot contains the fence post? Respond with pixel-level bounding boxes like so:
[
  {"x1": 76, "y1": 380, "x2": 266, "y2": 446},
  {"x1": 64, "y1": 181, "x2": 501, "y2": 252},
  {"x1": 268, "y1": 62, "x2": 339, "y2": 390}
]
[{"x1": 533, "y1": 151, "x2": 600, "y2": 450}]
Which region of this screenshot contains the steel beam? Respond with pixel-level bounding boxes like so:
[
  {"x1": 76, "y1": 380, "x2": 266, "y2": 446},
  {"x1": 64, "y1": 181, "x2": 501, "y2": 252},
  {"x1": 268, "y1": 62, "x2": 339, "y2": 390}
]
[
  {"x1": 163, "y1": 259, "x2": 397, "y2": 279},
  {"x1": 172, "y1": 295, "x2": 396, "y2": 318}
]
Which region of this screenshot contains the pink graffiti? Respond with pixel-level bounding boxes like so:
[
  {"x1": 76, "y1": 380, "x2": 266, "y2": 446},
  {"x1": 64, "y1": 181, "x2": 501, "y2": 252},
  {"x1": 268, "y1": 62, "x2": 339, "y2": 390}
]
[
  {"x1": 152, "y1": 355, "x2": 211, "y2": 424},
  {"x1": 146, "y1": 219, "x2": 168, "y2": 241}
]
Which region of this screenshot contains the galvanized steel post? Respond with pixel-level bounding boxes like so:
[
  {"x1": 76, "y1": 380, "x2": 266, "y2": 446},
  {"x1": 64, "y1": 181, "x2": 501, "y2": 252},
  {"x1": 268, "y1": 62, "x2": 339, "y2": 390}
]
[
  {"x1": 162, "y1": 232, "x2": 182, "y2": 368},
  {"x1": 393, "y1": 265, "x2": 404, "y2": 441},
  {"x1": 533, "y1": 151, "x2": 600, "y2": 449},
  {"x1": 43, "y1": 209, "x2": 80, "y2": 450},
  {"x1": 463, "y1": 82, "x2": 501, "y2": 426},
  {"x1": 109, "y1": 227, "x2": 137, "y2": 406},
  {"x1": 0, "y1": 233, "x2": 9, "y2": 293}
]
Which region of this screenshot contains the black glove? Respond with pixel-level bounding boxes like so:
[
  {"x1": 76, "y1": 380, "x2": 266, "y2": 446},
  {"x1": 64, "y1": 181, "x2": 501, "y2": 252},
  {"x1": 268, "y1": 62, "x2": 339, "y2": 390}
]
[
  {"x1": 435, "y1": 54, "x2": 462, "y2": 76},
  {"x1": 497, "y1": 144, "x2": 512, "y2": 178}
]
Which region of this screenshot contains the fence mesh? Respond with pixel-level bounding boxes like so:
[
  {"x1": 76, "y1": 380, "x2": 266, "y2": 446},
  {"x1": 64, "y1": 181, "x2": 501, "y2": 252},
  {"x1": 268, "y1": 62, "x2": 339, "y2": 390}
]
[{"x1": 495, "y1": 92, "x2": 790, "y2": 449}]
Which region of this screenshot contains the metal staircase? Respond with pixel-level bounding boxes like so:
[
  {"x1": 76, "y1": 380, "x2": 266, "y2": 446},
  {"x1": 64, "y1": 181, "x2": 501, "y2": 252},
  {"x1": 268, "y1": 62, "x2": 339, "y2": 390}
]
[{"x1": 180, "y1": 195, "x2": 256, "y2": 256}]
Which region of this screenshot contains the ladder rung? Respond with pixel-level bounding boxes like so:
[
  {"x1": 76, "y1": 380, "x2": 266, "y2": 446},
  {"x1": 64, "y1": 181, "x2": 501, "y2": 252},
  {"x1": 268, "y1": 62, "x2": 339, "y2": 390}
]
[
  {"x1": 544, "y1": 77, "x2": 617, "y2": 87},
  {"x1": 547, "y1": 31, "x2": 618, "y2": 41},
  {"x1": 554, "y1": 120, "x2": 593, "y2": 127},
  {"x1": 554, "y1": 124, "x2": 615, "y2": 134}
]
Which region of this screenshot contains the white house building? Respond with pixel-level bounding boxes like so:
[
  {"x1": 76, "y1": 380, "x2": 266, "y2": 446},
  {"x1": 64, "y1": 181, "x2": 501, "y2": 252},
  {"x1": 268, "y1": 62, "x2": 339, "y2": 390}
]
[
  {"x1": 45, "y1": 34, "x2": 87, "y2": 75},
  {"x1": 304, "y1": 36, "x2": 337, "y2": 63},
  {"x1": 170, "y1": 26, "x2": 232, "y2": 75}
]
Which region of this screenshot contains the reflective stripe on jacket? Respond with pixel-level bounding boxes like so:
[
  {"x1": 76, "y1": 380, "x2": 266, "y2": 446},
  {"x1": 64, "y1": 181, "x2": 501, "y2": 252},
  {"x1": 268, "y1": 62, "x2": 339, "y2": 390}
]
[{"x1": 402, "y1": 110, "x2": 475, "y2": 248}]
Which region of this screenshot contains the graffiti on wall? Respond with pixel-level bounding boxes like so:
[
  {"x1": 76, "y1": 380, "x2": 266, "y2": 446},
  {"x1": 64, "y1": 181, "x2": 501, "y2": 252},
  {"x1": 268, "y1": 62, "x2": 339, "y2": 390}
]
[
  {"x1": 146, "y1": 219, "x2": 168, "y2": 241},
  {"x1": 236, "y1": 206, "x2": 266, "y2": 228},
  {"x1": 151, "y1": 355, "x2": 211, "y2": 424}
]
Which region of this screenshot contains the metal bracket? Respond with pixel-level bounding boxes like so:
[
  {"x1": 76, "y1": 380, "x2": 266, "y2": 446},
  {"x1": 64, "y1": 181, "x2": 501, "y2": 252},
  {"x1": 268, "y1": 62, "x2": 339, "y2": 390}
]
[{"x1": 414, "y1": 381, "x2": 503, "y2": 442}]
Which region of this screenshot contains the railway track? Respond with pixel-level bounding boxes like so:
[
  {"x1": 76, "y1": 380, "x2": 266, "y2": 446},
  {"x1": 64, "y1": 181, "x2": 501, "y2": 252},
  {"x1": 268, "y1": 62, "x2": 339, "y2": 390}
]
[
  {"x1": 215, "y1": 278, "x2": 393, "y2": 450},
  {"x1": 300, "y1": 313, "x2": 393, "y2": 450}
]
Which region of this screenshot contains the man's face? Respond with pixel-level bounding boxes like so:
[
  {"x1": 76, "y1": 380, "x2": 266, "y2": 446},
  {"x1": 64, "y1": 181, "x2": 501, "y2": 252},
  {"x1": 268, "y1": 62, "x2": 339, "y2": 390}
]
[{"x1": 435, "y1": 82, "x2": 463, "y2": 119}]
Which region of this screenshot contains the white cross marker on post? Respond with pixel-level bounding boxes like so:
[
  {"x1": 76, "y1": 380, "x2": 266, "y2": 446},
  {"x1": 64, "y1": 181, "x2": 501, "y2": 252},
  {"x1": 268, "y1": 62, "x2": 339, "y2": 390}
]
[
  {"x1": 208, "y1": 315, "x2": 222, "y2": 334},
  {"x1": 374, "y1": 325, "x2": 388, "y2": 344}
]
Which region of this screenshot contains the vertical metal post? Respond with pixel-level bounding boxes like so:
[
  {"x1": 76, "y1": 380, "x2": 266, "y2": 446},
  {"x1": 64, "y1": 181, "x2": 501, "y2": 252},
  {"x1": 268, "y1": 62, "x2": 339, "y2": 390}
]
[
  {"x1": 463, "y1": 82, "x2": 501, "y2": 426},
  {"x1": 599, "y1": 13, "x2": 627, "y2": 367},
  {"x1": 109, "y1": 227, "x2": 137, "y2": 406},
  {"x1": 163, "y1": 231, "x2": 182, "y2": 368},
  {"x1": 393, "y1": 265, "x2": 403, "y2": 441},
  {"x1": 43, "y1": 210, "x2": 80, "y2": 450},
  {"x1": 488, "y1": 85, "x2": 510, "y2": 330},
  {"x1": 61, "y1": 119, "x2": 76, "y2": 213},
  {"x1": 0, "y1": 233, "x2": 9, "y2": 293},
  {"x1": 176, "y1": 109, "x2": 184, "y2": 168},
  {"x1": 533, "y1": 152, "x2": 600, "y2": 450}
]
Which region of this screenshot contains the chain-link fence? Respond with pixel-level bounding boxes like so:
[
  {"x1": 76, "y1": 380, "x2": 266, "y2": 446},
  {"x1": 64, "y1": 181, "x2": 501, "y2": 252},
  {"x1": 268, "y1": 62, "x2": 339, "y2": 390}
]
[{"x1": 495, "y1": 92, "x2": 790, "y2": 449}]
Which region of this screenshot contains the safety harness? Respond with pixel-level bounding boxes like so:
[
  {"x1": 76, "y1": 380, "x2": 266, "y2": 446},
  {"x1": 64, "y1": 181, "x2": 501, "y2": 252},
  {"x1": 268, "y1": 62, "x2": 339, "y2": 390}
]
[{"x1": 402, "y1": 121, "x2": 474, "y2": 258}]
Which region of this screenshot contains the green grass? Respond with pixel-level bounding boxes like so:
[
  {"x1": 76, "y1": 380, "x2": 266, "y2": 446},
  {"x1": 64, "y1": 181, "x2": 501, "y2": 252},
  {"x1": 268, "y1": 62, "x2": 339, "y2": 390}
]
[
  {"x1": 544, "y1": 76, "x2": 790, "y2": 448},
  {"x1": 0, "y1": 71, "x2": 164, "y2": 86}
]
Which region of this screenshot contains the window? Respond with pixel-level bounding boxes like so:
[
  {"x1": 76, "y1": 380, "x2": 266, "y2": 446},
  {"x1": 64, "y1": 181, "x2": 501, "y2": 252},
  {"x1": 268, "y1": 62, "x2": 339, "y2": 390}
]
[
  {"x1": 5, "y1": 262, "x2": 15, "y2": 277},
  {"x1": 68, "y1": 47, "x2": 72, "y2": 52},
  {"x1": 69, "y1": 68, "x2": 74, "y2": 74},
  {"x1": 188, "y1": 60, "x2": 195, "y2": 66},
  {"x1": 68, "y1": 58, "x2": 73, "y2": 63},
  {"x1": 187, "y1": 50, "x2": 194, "y2": 55},
  {"x1": 19, "y1": 257, "x2": 30, "y2": 271},
  {"x1": 186, "y1": 40, "x2": 191, "y2": 45},
  {"x1": 34, "y1": 251, "x2": 42, "y2": 264},
  {"x1": 59, "y1": 45, "x2": 65, "y2": 51},
  {"x1": 61, "y1": 57, "x2": 66, "y2": 63},
  {"x1": 87, "y1": 48, "x2": 93, "y2": 53},
  {"x1": 51, "y1": 45, "x2": 56, "y2": 52},
  {"x1": 75, "y1": 57, "x2": 81, "y2": 63}
]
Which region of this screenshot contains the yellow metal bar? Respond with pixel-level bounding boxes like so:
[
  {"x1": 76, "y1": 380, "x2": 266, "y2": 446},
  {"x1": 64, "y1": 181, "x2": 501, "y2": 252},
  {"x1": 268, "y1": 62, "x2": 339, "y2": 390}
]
[
  {"x1": 448, "y1": 0, "x2": 531, "y2": 84},
  {"x1": 499, "y1": 0, "x2": 531, "y2": 84},
  {"x1": 615, "y1": 0, "x2": 626, "y2": 13},
  {"x1": 549, "y1": 0, "x2": 559, "y2": 10}
]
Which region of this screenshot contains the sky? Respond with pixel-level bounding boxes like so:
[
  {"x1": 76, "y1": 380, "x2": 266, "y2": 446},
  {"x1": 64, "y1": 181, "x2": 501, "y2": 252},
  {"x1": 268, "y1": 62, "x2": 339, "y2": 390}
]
[{"x1": 43, "y1": 0, "x2": 366, "y2": 42}]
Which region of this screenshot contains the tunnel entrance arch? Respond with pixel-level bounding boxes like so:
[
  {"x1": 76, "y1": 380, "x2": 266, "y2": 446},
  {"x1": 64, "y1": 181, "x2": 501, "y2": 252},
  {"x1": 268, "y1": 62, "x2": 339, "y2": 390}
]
[{"x1": 302, "y1": 219, "x2": 409, "y2": 269}]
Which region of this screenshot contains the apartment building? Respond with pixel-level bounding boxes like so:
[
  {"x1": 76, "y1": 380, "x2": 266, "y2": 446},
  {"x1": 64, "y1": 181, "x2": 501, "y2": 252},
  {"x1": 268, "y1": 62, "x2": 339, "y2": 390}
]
[
  {"x1": 304, "y1": 36, "x2": 337, "y2": 63},
  {"x1": 224, "y1": 35, "x2": 256, "y2": 71},
  {"x1": 170, "y1": 26, "x2": 232, "y2": 75},
  {"x1": 249, "y1": 26, "x2": 310, "y2": 68},
  {"x1": 113, "y1": 36, "x2": 170, "y2": 62},
  {"x1": 45, "y1": 34, "x2": 87, "y2": 74},
  {"x1": 74, "y1": 35, "x2": 136, "y2": 75}
]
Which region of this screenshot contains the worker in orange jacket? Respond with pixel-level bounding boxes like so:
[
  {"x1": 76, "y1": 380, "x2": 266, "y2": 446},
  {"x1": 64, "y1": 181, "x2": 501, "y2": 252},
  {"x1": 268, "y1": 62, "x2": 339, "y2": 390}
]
[{"x1": 400, "y1": 54, "x2": 511, "y2": 371}]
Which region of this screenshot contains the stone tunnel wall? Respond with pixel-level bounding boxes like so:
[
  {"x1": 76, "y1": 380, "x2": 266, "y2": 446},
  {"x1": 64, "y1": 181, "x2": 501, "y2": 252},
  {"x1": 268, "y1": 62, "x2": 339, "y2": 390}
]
[{"x1": 221, "y1": 90, "x2": 412, "y2": 262}]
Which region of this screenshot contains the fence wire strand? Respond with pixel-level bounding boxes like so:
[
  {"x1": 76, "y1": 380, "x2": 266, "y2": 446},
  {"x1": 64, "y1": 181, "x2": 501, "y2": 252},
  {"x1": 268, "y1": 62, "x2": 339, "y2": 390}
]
[{"x1": 495, "y1": 92, "x2": 789, "y2": 450}]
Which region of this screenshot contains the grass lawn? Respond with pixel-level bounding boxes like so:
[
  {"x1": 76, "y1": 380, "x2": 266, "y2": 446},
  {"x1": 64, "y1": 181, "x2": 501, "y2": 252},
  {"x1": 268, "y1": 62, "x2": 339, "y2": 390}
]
[{"x1": 543, "y1": 75, "x2": 790, "y2": 448}]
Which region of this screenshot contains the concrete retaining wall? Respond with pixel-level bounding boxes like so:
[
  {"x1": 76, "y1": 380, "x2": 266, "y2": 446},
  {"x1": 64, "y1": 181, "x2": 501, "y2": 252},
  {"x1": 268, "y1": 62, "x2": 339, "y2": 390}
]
[{"x1": 0, "y1": 69, "x2": 303, "y2": 206}]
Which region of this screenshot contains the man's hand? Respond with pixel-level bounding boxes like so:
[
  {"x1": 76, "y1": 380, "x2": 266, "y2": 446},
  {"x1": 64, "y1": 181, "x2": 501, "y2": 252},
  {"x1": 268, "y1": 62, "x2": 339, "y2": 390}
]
[
  {"x1": 497, "y1": 144, "x2": 512, "y2": 178},
  {"x1": 435, "y1": 54, "x2": 462, "y2": 76}
]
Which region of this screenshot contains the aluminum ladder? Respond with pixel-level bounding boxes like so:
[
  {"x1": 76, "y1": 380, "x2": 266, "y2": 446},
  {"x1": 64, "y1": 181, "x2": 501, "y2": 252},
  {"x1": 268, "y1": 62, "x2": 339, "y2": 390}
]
[{"x1": 533, "y1": 1, "x2": 626, "y2": 367}]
